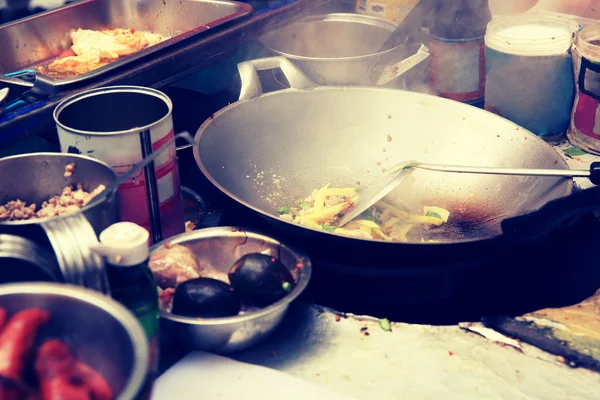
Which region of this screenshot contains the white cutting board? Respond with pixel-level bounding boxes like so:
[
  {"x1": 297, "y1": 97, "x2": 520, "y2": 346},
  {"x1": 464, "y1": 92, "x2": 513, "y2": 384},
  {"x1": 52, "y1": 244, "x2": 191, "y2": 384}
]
[{"x1": 152, "y1": 351, "x2": 355, "y2": 400}]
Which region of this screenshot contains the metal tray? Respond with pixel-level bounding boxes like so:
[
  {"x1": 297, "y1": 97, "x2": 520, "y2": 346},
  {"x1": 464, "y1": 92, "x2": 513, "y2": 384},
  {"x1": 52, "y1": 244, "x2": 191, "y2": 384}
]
[{"x1": 0, "y1": 0, "x2": 253, "y2": 95}]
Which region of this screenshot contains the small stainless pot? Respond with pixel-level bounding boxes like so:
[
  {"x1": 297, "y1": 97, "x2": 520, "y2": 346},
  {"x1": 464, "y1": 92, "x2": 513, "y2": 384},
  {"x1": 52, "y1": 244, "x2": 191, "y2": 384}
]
[
  {"x1": 153, "y1": 227, "x2": 312, "y2": 354},
  {"x1": 260, "y1": 13, "x2": 429, "y2": 88}
]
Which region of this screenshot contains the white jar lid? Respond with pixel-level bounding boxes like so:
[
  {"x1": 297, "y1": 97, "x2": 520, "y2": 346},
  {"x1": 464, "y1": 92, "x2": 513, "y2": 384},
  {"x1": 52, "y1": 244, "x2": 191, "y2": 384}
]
[
  {"x1": 486, "y1": 15, "x2": 578, "y2": 56},
  {"x1": 97, "y1": 222, "x2": 150, "y2": 266}
]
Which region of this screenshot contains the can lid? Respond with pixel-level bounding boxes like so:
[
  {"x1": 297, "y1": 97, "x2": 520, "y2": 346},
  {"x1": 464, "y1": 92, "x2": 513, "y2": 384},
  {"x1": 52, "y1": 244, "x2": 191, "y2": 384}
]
[
  {"x1": 98, "y1": 222, "x2": 150, "y2": 266},
  {"x1": 485, "y1": 15, "x2": 578, "y2": 56}
]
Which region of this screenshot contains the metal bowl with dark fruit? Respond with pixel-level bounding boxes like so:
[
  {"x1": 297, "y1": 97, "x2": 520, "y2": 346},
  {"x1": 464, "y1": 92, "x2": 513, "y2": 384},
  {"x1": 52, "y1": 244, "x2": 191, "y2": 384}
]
[{"x1": 149, "y1": 227, "x2": 311, "y2": 354}]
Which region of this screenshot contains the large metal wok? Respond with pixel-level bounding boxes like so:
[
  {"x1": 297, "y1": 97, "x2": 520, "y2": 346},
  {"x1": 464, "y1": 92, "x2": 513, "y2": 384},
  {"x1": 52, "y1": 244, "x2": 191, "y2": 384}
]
[
  {"x1": 193, "y1": 57, "x2": 600, "y2": 320},
  {"x1": 193, "y1": 58, "x2": 600, "y2": 267}
]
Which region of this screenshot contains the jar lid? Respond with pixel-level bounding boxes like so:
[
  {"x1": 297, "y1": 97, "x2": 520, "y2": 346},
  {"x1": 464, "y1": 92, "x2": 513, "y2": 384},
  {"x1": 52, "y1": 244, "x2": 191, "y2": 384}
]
[
  {"x1": 98, "y1": 222, "x2": 150, "y2": 266},
  {"x1": 485, "y1": 15, "x2": 578, "y2": 56}
]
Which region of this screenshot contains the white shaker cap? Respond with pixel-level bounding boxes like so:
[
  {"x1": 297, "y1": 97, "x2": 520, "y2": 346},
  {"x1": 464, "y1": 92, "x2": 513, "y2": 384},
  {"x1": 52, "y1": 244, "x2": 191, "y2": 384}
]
[{"x1": 97, "y1": 222, "x2": 150, "y2": 266}]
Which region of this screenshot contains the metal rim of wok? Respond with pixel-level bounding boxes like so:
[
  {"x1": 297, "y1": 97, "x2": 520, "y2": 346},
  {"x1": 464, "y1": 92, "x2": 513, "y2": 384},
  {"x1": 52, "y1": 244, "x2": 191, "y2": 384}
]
[
  {"x1": 193, "y1": 88, "x2": 573, "y2": 247},
  {"x1": 261, "y1": 13, "x2": 402, "y2": 62},
  {"x1": 0, "y1": 282, "x2": 150, "y2": 400},
  {"x1": 151, "y1": 227, "x2": 312, "y2": 325},
  {"x1": 0, "y1": 152, "x2": 117, "y2": 226}
]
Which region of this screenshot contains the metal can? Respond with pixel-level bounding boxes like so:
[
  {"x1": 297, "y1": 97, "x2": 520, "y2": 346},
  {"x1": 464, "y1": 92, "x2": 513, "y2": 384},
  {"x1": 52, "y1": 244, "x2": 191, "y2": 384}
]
[
  {"x1": 54, "y1": 86, "x2": 185, "y2": 244},
  {"x1": 568, "y1": 23, "x2": 600, "y2": 154}
]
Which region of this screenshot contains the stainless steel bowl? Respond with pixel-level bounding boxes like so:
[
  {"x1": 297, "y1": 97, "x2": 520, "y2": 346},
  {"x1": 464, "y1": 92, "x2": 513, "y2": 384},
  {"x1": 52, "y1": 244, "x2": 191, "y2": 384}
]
[
  {"x1": 260, "y1": 13, "x2": 429, "y2": 89},
  {"x1": 0, "y1": 152, "x2": 119, "y2": 238},
  {"x1": 0, "y1": 282, "x2": 150, "y2": 400},
  {"x1": 152, "y1": 227, "x2": 312, "y2": 354}
]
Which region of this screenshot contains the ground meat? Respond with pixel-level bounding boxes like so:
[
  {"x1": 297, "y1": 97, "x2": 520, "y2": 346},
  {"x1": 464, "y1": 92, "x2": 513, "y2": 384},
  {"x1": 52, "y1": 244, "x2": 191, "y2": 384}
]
[
  {"x1": 64, "y1": 162, "x2": 76, "y2": 177},
  {"x1": 0, "y1": 184, "x2": 105, "y2": 222}
]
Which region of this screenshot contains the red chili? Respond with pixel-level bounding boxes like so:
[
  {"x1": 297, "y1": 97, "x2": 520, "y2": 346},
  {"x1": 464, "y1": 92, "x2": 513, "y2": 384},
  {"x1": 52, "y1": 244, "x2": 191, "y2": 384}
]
[
  {"x1": 0, "y1": 382, "x2": 25, "y2": 400},
  {"x1": 0, "y1": 308, "x2": 8, "y2": 332},
  {"x1": 36, "y1": 340, "x2": 91, "y2": 400},
  {"x1": 39, "y1": 374, "x2": 91, "y2": 400},
  {"x1": 0, "y1": 308, "x2": 50, "y2": 383},
  {"x1": 35, "y1": 340, "x2": 77, "y2": 379},
  {"x1": 74, "y1": 362, "x2": 113, "y2": 400},
  {"x1": 36, "y1": 340, "x2": 113, "y2": 400}
]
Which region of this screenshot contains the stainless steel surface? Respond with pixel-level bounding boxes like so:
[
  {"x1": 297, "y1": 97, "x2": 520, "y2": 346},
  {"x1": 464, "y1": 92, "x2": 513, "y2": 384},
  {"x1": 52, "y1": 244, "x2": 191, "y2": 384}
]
[
  {"x1": 228, "y1": 303, "x2": 600, "y2": 400},
  {"x1": 0, "y1": 0, "x2": 253, "y2": 92},
  {"x1": 194, "y1": 56, "x2": 572, "y2": 245},
  {"x1": 153, "y1": 227, "x2": 312, "y2": 354},
  {"x1": 42, "y1": 213, "x2": 110, "y2": 294},
  {"x1": 0, "y1": 282, "x2": 150, "y2": 400},
  {"x1": 0, "y1": 152, "x2": 119, "y2": 234},
  {"x1": 0, "y1": 234, "x2": 61, "y2": 282},
  {"x1": 259, "y1": 13, "x2": 428, "y2": 87}
]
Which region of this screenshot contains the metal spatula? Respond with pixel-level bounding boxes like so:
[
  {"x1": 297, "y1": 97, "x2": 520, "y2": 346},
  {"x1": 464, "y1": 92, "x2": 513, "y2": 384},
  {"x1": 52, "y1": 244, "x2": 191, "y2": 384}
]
[{"x1": 336, "y1": 160, "x2": 600, "y2": 227}]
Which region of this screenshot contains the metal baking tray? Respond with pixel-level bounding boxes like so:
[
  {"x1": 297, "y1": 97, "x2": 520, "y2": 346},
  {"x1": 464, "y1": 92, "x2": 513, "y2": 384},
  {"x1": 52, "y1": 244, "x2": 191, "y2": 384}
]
[{"x1": 0, "y1": 0, "x2": 253, "y2": 95}]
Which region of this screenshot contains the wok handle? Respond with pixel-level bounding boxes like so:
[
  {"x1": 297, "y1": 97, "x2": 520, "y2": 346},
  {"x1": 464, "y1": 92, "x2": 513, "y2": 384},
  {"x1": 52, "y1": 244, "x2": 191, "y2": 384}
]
[
  {"x1": 237, "y1": 57, "x2": 317, "y2": 101},
  {"x1": 501, "y1": 185, "x2": 600, "y2": 242}
]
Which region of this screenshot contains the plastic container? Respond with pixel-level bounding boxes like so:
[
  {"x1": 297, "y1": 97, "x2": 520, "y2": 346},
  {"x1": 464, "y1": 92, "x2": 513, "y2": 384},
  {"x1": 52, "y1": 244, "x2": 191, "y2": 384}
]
[
  {"x1": 484, "y1": 15, "x2": 579, "y2": 142},
  {"x1": 568, "y1": 23, "x2": 600, "y2": 154}
]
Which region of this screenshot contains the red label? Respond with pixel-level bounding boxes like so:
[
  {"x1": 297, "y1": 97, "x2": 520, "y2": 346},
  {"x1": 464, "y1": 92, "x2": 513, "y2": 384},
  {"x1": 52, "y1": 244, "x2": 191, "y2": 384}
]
[
  {"x1": 573, "y1": 91, "x2": 600, "y2": 140},
  {"x1": 429, "y1": 38, "x2": 486, "y2": 102},
  {"x1": 117, "y1": 130, "x2": 185, "y2": 244}
]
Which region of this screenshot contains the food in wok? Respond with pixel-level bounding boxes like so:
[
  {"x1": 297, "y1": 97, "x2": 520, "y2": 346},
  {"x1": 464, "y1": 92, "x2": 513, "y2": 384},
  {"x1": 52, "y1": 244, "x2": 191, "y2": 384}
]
[
  {"x1": 39, "y1": 28, "x2": 164, "y2": 76},
  {"x1": 0, "y1": 307, "x2": 113, "y2": 400},
  {"x1": 276, "y1": 183, "x2": 450, "y2": 242}
]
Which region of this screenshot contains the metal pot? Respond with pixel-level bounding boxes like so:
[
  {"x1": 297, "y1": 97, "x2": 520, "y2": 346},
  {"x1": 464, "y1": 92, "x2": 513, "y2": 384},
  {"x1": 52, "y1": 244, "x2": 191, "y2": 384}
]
[
  {"x1": 154, "y1": 227, "x2": 311, "y2": 354},
  {"x1": 260, "y1": 13, "x2": 429, "y2": 89},
  {"x1": 0, "y1": 152, "x2": 119, "y2": 244},
  {"x1": 0, "y1": 282, "x2": 150, "y2": 399},
  {"x1": 194, "y1": 57, "x2": 575, "y2": 261}
]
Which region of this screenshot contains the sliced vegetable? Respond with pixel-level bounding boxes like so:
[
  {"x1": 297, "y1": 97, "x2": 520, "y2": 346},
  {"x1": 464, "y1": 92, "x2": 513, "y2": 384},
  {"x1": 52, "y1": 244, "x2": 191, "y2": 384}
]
[
  {"x1": 325, "y1": 188, "x2": 359, "y2": 197},
  {"x1": 312, "y1": 183, "x2": 331, "y2": 212},
  {"x1": 321, "y1": 224, "x2": 336, "y2": 232},
  {"x1": 276, "y1": 206, "x2": 291, "y2": 215},
  {"x1": 563, "y1": 146, "x2": 586, "y2": 158},
  {"x1": 379, "y1": 318, "x2": 392, "y2": 332},
  {"x1": 295, "y1": 201, "x2": 351, "y2": 223},
  {"x1": 424, "y1": 206, "x2": 450, "y2": 223},
  {"x1": 355, "y1": 220, "x2": 380, "y2": 229},
  {"x1": 298, "y1": 199, "x2": 310, "y2": 210}
]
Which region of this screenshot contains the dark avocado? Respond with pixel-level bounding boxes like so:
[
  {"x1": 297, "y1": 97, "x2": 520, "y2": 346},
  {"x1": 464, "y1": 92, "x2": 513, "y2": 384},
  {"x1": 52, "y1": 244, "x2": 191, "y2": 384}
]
[
  {"x1": 228, "y1": 253, "x2": 295, "y2": 306},
  {"x1": 172, "y1": 278, "x2": 241, "y2": 318}
]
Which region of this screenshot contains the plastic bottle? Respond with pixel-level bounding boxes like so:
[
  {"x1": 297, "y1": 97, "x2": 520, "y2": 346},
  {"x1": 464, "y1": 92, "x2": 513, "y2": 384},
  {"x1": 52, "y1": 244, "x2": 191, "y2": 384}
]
[
  {"x1": 428, "y1": 0, "x2": 492, "y2": 107},
  {"x1": 96, "y1": 221, "x2": 159, "y2": 399}
]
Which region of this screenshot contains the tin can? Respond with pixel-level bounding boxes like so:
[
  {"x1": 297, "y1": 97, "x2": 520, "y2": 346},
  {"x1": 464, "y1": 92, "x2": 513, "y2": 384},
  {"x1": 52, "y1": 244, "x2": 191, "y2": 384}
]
[
  {"x1": 568, "y1": 24, "x2": 600, "y2": 154},
  {"x1": 429, "y1": 36, "x2": 486, "y2": 106},
  {"x1": 484, "y1": 15, "x2": 578, "y2": 142},
  {"x1": 355, "y1": 0, "x2": 418, "y2": 24},
  {"x1": 54, "y1": 86, "x2": 185, "y2": 244}
]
